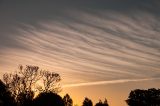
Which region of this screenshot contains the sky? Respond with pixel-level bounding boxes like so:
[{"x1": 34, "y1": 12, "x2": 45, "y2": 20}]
[{"x1": 0, "y1": 0, "x2": 160, "y2": 106}]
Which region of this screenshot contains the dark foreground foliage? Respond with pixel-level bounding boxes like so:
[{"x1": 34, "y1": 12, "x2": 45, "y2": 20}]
[
  {"x1": 33, "y1": 92, "x2": 65, "y2": 106},
  {"x1": 82, "y1": 97, "x2": 93, "y2": 106},
  {"x1": 126, "y1": 88, "x2": 160, "y2": 106},
  {"x1": 0, "y1": 80, "x2": 16, "y2": 106},
  {"x1": 63, "y1": 94, "x2": 73, "y2": 106},
  {"x1": 95, "y1": 99, "x2": 109, "y2": 106}
]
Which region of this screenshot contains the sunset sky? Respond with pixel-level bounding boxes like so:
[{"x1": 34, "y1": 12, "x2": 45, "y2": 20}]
[{"x1": 0, "y1": 0, "x2": 160, "y2": 106}]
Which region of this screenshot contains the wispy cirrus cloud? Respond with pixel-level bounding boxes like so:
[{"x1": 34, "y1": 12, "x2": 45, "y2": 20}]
[
  {"x1": 0, "y1": 1, "x2": 160, "y2": 85},
  {"x1": 63, "y1": 78, "x2": 160, "y2": 88},
  {"x1": 0, "y1": 9, "x2": 160, "y2": 84}
]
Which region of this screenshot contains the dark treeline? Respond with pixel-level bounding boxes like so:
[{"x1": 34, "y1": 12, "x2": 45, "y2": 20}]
[{"x1": 0, "y1": 65, "x2": 160, "y2": 106}]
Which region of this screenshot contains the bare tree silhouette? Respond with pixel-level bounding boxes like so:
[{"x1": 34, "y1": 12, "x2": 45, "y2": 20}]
[
  {"x1": 2, "y1": 65, "x2": 61, "y2": 106},
  {"x1": 3, "y1": 65, "x2": 41, "y2": 100},
  {"x1": 40, "y1": 70, "x2": 61, "y2": 93}
]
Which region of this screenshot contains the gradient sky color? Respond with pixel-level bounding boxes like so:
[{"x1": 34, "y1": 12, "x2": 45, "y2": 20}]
[{"x1": 0, "y1": 0, "x2": 160, "y2": 106}]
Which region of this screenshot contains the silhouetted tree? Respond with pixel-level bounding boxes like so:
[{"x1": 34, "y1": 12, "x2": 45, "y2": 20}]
[
  {"x1": 95, "y1": 99, "x2": 109, "y2": 106},
  {"x1": 82, "y1": 97, "x2": 93, "y2": 106},
  {"x1": 33, "y1": 92, "x2": 65, "y2": 106},
  {"x1": 0, "y1": 80, "x2": 16, "y2": 106},
  {"x1": 16, "y1": 91, "x2": 34, "y2": 106},
  {"x1": 104, "y1": 98, "x2": 109, "y2": 106},
  {"x1": 95, "y1": 100, "x2": 103, "y2": 106},
  {"x1": 126, "y1": 88, "x2": 160, "y2": 106},
  {"x1": 3, "y1": 65, "x2": 61, "y2": 106},
  {"x1": 3, "y1": 65, "x2": 41, "y2": 101},
  {"x1": 147, "y1": 88, "x2": 160, "y2": 105},
  {"x1": 40, "y1": 70, "x2": 61, "y2": 93},
  {"x1": 63, "y1": 93, "x2": 73, "y2": 106}
]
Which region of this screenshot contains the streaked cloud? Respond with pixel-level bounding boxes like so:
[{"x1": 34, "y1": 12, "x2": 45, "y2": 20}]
[
  {"x1": 0, "y1": 0, "x2": 160, "y2": 85},
  {"x1": 0, "y1": 10, "x2": 160, "y2": 84},
  {"x1": 63, "y1": 78, "x2": 160, "y2": 88}
]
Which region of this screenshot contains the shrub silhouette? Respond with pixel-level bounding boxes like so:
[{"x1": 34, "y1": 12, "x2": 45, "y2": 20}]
[
  {"x1": 95, "y1": 99, "x2": 109, "y2": 106},
  {"x1": 0, "y1": 80, "x2": 16, "y2": 106},
  {"x1": 126, "y1": 88, "x2": 160, "y2": 106},
  {"x1": 33, "y1": 92, "x2": 65, "y2": 106},
  {"x1": 63, "y1": 93, "x2": 73, "y2": 106},
  {"x1": 82, "y1": 97, "x2": 93, "y2": 106}
]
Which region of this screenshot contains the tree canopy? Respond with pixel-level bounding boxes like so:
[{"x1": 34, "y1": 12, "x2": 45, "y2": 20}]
[
  {"x1": 95, "y1": 99, "x2": 109, "y2": 106},
  {"x1": 82, "y1": 97, "x2": 93, "y2": 106},
  {"x1": 2, "y1": 65, "x2": 61, "y2": 106},
  {"x1": 33, "y1": 92, "x2": 65, "y2": 106},
  {"x1": 126, "y1": 88, "x2": 160, "y2": 106},
  {"x1": 63, "y1": 93, "x2": 73, "y2": 106},
  {"x1": 0, "y1": 80, "x2": 16, "y2": 106}
]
